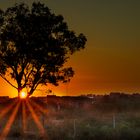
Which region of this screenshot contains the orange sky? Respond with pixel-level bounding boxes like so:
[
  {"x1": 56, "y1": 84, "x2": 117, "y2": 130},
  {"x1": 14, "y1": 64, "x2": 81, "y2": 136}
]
[{"x1": 0, "y1": 0, "x2": 140, "y2": 97}]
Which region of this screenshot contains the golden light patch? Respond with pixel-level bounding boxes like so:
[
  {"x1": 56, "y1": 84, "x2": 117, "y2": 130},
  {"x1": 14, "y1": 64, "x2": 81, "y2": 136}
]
[{"x1": 20, "y1": 91, "x2": 27, "y2": 99}]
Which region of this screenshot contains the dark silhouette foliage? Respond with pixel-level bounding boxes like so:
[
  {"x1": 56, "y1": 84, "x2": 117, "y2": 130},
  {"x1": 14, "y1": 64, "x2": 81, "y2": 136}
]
[{"x1": 0, "y1": 2, "x2": 86, "y2": 96}]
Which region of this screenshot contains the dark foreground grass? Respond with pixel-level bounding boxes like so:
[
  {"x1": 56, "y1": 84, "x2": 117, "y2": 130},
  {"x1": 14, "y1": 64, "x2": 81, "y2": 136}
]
[{"x1": 0, "y1": 97, "x2": 140, "y2": 140}]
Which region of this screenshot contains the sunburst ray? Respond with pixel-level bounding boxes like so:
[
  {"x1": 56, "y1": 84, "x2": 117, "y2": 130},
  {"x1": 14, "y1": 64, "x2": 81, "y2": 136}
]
[
  {"x1": 22, "y1": 100, "x2": 27, "y2": 133},
  {"x1": 26, "y1": 100, "x2": 45, "y2": 136},
  {"x1": 0, "y1": 101, "x2": 21, "y2": 140},
  {"x1": 30, "y1": 99, "x2": 47, "y2": 115},
  {"x1": 0, "y1": 99, "x2": 18, "y2": 120}
]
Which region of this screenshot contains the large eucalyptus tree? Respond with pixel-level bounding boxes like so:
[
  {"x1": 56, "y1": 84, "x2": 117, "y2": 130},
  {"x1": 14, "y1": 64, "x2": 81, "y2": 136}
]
[{"x1": 0, "y1": 2, "x2": 86, "y2": 97}]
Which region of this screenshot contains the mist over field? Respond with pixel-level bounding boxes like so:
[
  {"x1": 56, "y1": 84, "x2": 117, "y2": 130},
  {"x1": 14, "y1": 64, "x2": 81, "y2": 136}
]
[{"x1": 0, "y1": 93, "x2": 140, "y2": 140}]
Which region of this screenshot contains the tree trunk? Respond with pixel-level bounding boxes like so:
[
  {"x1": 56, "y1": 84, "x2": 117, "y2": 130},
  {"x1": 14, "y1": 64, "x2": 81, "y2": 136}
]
[{"x1": 18, "y1": 87, "x2": 22, "y2": 98}]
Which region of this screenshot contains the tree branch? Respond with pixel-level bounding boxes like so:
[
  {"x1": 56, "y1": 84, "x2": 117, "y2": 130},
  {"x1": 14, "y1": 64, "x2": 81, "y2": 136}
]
[
  {"x1": 28, "y1": 66, "x2": 42, "y2": 95},
  {"x1": 0, "y1": 73, "x2": 18, "y2": 89},
  {"x1": 22, "y1": 66, "x2": 35, "y2": 88}
]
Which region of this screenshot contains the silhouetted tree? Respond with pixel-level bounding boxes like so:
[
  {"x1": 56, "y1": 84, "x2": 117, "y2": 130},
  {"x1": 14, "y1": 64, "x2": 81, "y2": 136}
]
[{"x1": 0, "y1": 2, "x2": 86, "y2": 97}]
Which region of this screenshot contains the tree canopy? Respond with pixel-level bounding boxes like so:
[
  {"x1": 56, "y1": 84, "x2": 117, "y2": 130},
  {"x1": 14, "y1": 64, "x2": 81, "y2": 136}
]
[{"x1": 0, "y1": 2, "x2": 86, "y2": 97}]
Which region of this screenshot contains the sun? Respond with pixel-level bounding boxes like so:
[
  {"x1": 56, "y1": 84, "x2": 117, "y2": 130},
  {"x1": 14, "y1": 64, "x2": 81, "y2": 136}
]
[{"x1": 20, "y1": 91, "x2": 27, "y2": 99}]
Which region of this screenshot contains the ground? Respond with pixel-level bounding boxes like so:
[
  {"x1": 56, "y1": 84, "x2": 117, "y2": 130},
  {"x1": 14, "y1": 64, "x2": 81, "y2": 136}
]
[{"x1": 0, "y1": 94, "x2": 140, "y2": 140}]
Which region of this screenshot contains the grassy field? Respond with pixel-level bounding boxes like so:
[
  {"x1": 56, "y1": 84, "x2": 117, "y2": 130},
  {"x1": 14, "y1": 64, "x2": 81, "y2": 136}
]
[{"x1": 0, "y1": 94, "x2": 140, "y2": 140}]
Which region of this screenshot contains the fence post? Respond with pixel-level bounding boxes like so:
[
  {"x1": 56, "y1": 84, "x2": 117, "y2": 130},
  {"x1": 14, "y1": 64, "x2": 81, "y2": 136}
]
[
  {"x1": 73, "y1": 119, "x2": 76, "y2": 139},
  {"x1": 113, "y1": 113, "x2": 116, "y2": 129}
]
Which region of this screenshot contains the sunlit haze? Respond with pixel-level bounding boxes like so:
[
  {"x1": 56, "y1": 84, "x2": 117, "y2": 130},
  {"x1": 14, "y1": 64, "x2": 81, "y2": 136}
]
[{"x1": 19, "y1": 91, "x2": 27, "y2": 99}]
